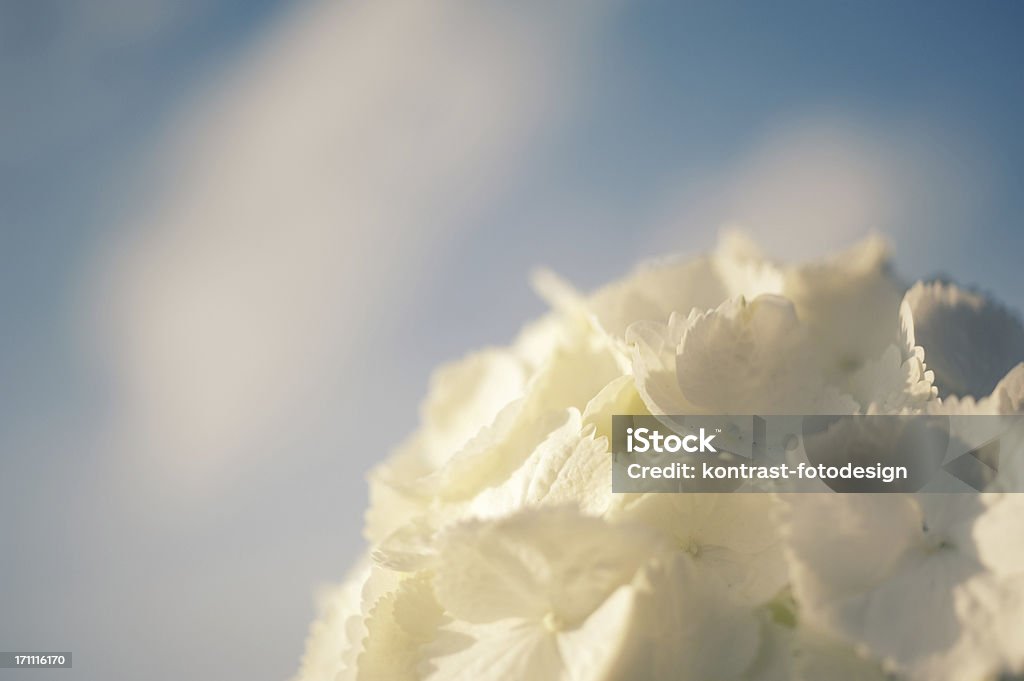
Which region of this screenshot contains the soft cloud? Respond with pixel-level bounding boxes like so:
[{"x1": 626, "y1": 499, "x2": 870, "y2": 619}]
[
  {"x1": 86, "y1": 0, "x2": 610, "y2": 481},
  {"x1": 650, "y1": 116, "x2": 988, "y2": 262}
]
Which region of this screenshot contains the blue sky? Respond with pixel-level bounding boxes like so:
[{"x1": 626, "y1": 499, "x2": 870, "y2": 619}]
[{"x1": 2, "y1": 2, "x2": 1023, "y2": 679}]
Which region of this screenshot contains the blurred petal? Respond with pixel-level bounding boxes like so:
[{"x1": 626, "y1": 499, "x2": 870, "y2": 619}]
[{"x1": 903, "y1": 281, "x2": 1024, "y2": 399}]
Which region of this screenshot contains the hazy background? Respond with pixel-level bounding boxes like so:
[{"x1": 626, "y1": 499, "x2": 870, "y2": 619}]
[{"x1": 2, "y1": 1, "x2": 1023, "y2": 679}]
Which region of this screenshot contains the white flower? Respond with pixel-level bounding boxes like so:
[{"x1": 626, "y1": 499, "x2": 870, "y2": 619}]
[
  {"x1": 637, "y1": 552, "x2": 761, "y2": 681},
  {"x1": 780, "y1": 492, "x2": 1008, "y2": 681},
  {"x1": 612, "y1": 494, "x2": 788, "y2": 606},
  {"x1": 741, "y1": 614, "x2": 887, "y2": 681},
  {"x1": 467, "y1": 409, "x2": 613, "y2": 519},
  {"x1": 291, "y1": 559, "x2": 370, "y2": 681},
  {"x1": 628, "y1": 294, "x2": 859, "y2": 416},
  {"x1": 424, "y1": 508, "x2": 660, "y2": 681},
  {"x1": 973, "y1": 494, "x2": 1024, "y2": 676},
  {"x1": 779, "y1": 235, "x2": 904, "y2": 379},
  {"x1": 365, "y1": 347, "x2": 529, "y2": 543},
  {"x1": 420, "y1": 508, "x2": 761, "y2": 681},
  {"x1": 367, "y1": 314, "x2": 624, "y2": 542},
  {"x1": 295, "y1": 232, "x2": 1024, "y2": 681}
]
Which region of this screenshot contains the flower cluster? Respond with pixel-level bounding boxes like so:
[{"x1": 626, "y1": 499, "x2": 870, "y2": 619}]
[{"x1": 294, "y1": 233, "x2": 1024, "y2": 681}]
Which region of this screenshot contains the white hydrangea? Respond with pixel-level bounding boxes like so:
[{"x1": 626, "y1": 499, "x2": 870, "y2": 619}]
[{"x1": 292, "y1": 234, "x2": 1024, "y2": 681}]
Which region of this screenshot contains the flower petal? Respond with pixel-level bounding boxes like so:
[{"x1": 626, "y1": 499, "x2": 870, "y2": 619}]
[{"x1": 903, "y1": 281, "x2": 1024, "y2": 399}]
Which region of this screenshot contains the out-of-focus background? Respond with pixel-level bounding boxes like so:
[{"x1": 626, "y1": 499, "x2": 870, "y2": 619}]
[{"x1": 2, "y1": 1, "x2": 1023, "y2": 679}]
